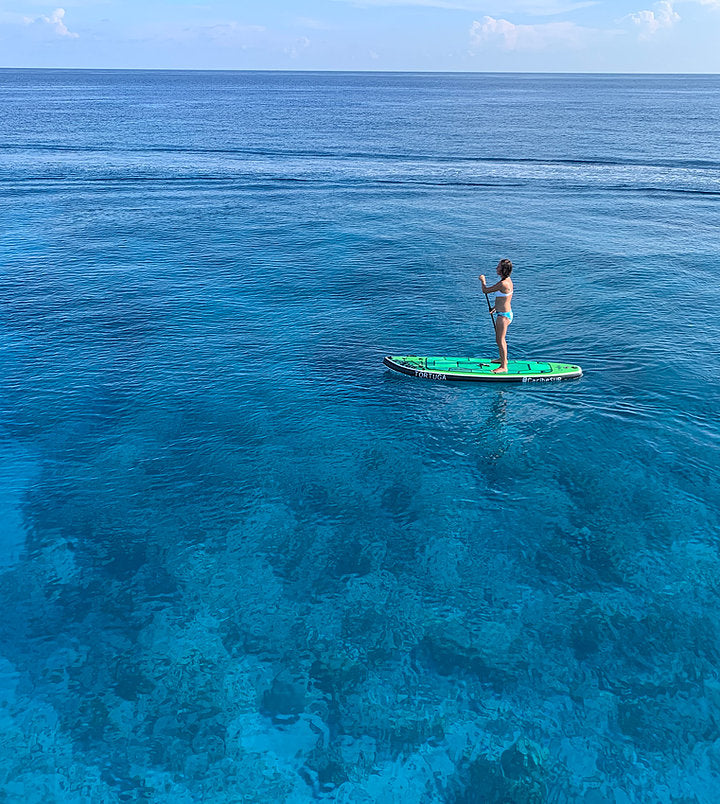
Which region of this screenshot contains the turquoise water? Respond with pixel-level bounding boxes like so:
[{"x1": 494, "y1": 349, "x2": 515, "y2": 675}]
[{"x1": 1, "y1": 70, "x2": 720, "y2": 802}]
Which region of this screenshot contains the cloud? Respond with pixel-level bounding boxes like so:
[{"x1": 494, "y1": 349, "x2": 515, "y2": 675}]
[
  {"x1": 284, "y1": 36, "x2": 311, "y2": 58},
  {"x1": 626, "y1": 0, "x2": 680, "y2": 38},
  {"x1": 23, "y1": 8, "x2": 78, "y2": 38},
  {"x1": 470, "y1": 15, "x2": 601, "y2": 50},
  {"x1": 199, "y1": 21, "x2": 266, "y2": 45}
]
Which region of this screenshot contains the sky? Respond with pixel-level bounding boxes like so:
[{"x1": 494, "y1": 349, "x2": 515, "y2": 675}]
[{"x1": 0, "y1": 0, "x2": 718, "y2": 72}]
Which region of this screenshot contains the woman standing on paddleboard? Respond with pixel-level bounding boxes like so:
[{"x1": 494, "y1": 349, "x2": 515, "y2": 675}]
[{"x1": 479, "y1": 259, "x2": 513, "y2": 374}]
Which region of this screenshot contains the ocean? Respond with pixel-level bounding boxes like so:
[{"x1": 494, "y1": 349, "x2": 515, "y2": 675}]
[{"x1": 1, "y1": 69, "x2": 719, "y2": 802}]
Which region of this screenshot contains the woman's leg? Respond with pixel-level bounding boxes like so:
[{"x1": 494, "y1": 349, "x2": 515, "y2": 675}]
[{"x1": 493, "y1": 317, "x2": 509, "y2": 373}]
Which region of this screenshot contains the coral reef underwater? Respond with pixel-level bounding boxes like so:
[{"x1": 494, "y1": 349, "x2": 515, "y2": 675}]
[{"x1": 1, "y1": 377, "x2": 719, "y2": 802}]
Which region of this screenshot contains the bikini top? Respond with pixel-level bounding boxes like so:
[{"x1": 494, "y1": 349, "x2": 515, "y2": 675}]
[{"x1": 495, "y1": 288, "x2": 512, "y2": 298}]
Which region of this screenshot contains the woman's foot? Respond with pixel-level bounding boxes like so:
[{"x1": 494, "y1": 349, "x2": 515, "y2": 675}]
[{"x1": 492, "y1": 366, "x2": 508, "y2": 374}]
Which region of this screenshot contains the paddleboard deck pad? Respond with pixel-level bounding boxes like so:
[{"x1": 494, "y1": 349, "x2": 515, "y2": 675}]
[{"x1": 384, "y1": 356, "x2": 582, "y2": 383}]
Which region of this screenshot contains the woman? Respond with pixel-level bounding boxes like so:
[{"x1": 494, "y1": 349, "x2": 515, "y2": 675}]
[{"x1": 479, "y1": 259, "x2": 513, "y2": 374}]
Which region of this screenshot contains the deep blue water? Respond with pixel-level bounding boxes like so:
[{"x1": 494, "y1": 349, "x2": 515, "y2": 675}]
[{"x1": 1, "y1": 70, "x2": 720, "y2": 802}]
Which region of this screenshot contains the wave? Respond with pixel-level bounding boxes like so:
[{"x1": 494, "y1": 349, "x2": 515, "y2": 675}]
[
  {"x1": 1, "y1": 141, "x2": 719, "y2": 172},
  {"x1": 4, "y1": 174, "x2": 720, "y2": 197}
]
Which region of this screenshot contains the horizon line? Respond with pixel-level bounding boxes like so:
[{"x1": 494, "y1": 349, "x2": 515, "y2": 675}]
[{"x1": 1, "y1": 67, "x2": 719, "y2": 76}]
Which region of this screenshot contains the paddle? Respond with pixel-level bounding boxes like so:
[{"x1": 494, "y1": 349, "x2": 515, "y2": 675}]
[{"x1": 484, "y1": 289, "x2": 496, "y2": 333}]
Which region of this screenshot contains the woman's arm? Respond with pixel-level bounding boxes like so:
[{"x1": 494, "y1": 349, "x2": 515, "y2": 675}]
[{"x1": 479, "y1": 275, "x2": 506, "y2": 294}]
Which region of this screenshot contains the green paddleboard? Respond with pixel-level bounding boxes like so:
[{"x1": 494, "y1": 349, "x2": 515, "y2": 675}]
[{"x1": 383, "y1": 356, "x2": 582, "y2": 383}]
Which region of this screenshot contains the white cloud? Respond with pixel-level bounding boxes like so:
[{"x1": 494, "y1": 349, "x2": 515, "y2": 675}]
[
  {"x1": 284, "y1": 36, "x2": 311, "y2": 58},
  {"x1": 470, "y1": 15, "x2": 600, "y2": 50},
  {"x1": 200, "y1": 21, "x2": 266, "y2": 45},
  {"x1": 23, "y1": 8, "x2": 78, "y2": 38},
  {"x1": 626, "y1": 0, "x2": 680, "y2": 38}
]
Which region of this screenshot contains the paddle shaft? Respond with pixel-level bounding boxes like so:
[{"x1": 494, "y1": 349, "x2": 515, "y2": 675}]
[{"x1": 484, "y1": 291, "x2": 496, "y2": 333}]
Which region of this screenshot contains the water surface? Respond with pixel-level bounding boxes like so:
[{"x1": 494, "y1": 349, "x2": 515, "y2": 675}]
[{"x1": 1, "y1": 70, "x2": 719, "y2": 802}]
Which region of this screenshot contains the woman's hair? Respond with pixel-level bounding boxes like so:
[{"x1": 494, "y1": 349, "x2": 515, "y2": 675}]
[{"x1": 498, "y1": 259, "x2": 513, "y2": 279}]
